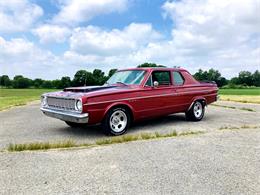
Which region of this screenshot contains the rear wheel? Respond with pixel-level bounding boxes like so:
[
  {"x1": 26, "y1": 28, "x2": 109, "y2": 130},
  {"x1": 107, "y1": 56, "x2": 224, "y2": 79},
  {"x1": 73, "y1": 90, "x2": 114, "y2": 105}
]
[
  {"x1": 102, "y1": 107, "x2": 130, "y2": 136},
  {"x1": 186, "y1": 101, "x2": 205, "y2": 121},
  {"x1": 65, "y1": 121, "x2": 85, "y2": 127}
]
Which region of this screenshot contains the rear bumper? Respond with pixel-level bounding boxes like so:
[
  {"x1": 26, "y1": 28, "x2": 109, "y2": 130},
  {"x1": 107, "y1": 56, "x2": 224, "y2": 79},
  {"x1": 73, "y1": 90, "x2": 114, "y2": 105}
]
[{"x1": 41, "y1": 108, "x2": 89, "y2": 123}]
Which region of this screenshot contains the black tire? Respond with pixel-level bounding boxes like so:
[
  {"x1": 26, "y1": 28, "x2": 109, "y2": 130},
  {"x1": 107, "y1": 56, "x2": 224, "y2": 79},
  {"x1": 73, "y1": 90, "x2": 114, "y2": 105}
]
[
  {"x1": 102, "y1": 107, "x2": 131, "y2": 136},
  {"x1": 185, "y1": 101, "x2": 205, "y2": 121},
  {"x1": 65, "y1": 121, "x2": 85, "y2": 127}
]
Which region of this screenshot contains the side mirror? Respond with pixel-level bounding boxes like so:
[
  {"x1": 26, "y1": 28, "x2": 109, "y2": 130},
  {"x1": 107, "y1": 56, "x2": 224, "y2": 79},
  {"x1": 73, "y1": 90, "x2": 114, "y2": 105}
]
[{"x1": 153, "y1": 81, "x2": 159, "y2": 88}]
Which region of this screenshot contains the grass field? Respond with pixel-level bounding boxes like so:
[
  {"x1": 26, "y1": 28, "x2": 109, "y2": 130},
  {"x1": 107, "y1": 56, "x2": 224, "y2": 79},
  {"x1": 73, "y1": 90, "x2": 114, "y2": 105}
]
[
  {"x1": 219, "y1": 88, "x2": 260, "y2": 103},
  {"x1": 219, "y1": 88, "x2": 260, "y2": 96},
  {"x1": 219, "y1": 95, "x2": 260, "y2": 104},
  {"x1": 0, "y1": 88, "x2": 259, "y2": 111},
  {"x1": 0, "y1": 89, "x2": 57, "y2": 111}
]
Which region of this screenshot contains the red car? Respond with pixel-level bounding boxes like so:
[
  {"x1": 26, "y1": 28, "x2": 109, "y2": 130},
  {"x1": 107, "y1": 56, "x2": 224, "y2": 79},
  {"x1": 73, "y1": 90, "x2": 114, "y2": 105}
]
[{"x1": 41, "y1": 67, "x2": 218, "y2": 135}]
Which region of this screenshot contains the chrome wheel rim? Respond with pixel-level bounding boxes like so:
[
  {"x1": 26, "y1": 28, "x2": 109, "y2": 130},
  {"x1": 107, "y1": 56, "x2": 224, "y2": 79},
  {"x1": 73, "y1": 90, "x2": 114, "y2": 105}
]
[
  {"x1": 110, "y1": 110, "x2": 127, "y2": 133},
  {"x1": 194, "y1": 102, "x2": 203, "y2": 118}
]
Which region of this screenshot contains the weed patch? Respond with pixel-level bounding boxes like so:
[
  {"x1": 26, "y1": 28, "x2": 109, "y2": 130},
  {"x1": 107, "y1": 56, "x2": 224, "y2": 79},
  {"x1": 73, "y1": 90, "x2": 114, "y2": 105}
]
[
  {"x1": 219, "y1": 125, "x2": 260, "y2": 131},
  {"x1": 8, "y1": 140, "x2": 76, "y2": 152},
  {"x1": 7, "y1": 130, "x2": 204, "y2": 152}
]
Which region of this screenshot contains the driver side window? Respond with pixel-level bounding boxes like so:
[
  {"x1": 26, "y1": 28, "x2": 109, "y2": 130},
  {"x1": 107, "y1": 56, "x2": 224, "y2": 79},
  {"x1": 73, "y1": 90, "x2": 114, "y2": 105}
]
[{"x1": 152, "y1": 71, "x2": 171, "y2": 86}]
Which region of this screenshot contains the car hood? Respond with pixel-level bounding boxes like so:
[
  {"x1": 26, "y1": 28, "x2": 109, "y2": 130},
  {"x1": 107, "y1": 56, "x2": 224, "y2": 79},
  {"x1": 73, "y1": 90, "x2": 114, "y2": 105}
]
[{"x1": 45, "y1": 85, "x2": 138, "y2": 99}]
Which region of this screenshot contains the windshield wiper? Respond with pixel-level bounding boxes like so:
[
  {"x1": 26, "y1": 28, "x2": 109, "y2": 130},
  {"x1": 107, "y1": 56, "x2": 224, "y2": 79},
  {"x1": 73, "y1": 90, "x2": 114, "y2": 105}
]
[{"x1": 116, "y1": 82, "x2": 128, "y2": 86}]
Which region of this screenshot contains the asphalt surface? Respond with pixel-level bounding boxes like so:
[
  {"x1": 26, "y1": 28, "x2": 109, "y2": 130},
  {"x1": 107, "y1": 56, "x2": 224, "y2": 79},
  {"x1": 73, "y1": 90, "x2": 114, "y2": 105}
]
[
  {"x1": 0, "y1": 101, "x2": 260, "y2": 149},
  {"x1": 0, "y1": 129, "x2": 259, "y2": 194},
  {"x1": 0, "y1": 101, "x2": 260, "y2": 194}
]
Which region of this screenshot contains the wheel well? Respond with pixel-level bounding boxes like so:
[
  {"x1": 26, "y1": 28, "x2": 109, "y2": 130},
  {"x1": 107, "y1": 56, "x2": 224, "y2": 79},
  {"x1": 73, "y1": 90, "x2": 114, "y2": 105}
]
[
  {"x1": 196, "y1": 99, "x2": 206, "y2": 107},
  {"x1": 187, "y1": 98, "x2": 206, "y2": 112},
  {"x1": 106, "y1": 104, "x2": 134, "y2": 123}
]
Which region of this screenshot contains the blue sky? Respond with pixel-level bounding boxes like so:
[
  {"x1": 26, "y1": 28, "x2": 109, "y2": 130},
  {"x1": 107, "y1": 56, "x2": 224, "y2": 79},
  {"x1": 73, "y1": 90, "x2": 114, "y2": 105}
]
[{"x1": 0, "y1": 0, "x2": 259, "y2": 79}]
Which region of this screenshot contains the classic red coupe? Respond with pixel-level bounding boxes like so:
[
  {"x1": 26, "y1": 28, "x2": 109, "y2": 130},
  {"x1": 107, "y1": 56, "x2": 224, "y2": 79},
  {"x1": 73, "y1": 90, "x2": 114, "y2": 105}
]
[{"x1": 41, "y1": 67, "x2": 218, "y2": 135}]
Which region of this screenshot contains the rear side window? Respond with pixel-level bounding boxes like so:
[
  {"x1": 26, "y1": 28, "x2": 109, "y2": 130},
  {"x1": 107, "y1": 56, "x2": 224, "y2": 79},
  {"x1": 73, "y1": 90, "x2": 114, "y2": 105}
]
[{"x1": 173, "y1": 71, "x2": 184, "y2": 85}]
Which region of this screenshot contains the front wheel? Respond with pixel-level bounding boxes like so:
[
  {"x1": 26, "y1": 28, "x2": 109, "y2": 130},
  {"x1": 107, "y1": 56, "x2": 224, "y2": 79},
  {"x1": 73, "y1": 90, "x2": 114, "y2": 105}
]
[
  {"x1": 186, "y1": 101, "x2": 205, "y2": 121},
  {"x1": 102, "y1": 107, "x2": 130, "y2": 136}
]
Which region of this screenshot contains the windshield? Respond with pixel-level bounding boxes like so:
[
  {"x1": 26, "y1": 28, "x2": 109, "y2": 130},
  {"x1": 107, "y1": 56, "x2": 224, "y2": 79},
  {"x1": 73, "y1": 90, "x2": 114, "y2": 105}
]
[{"x1": 106, "y1": 70, "x2": 146, "y2": 85}]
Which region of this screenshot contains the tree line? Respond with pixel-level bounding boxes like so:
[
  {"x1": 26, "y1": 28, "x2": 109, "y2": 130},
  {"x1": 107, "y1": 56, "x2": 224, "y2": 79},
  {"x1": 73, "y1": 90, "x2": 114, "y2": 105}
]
[
  {"x1": 0, "y1": 63, "x2": 259, "y2": 88},
  {"x1": 0, "y1": 69, "x2": 117, "y2": 89}
]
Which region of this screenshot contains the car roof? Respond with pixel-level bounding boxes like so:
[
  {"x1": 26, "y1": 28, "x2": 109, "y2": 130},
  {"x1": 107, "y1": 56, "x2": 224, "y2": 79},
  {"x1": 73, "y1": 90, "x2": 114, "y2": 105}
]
[{"x1": 119, "y1": 67, "x2": 187, "y2": 72}]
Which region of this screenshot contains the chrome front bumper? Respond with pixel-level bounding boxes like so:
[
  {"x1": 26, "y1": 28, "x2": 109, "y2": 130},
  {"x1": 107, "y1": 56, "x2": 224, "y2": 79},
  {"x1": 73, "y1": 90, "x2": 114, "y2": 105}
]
[{"x1": 41, "y1": 108, "x2": 89, "y2": 123}]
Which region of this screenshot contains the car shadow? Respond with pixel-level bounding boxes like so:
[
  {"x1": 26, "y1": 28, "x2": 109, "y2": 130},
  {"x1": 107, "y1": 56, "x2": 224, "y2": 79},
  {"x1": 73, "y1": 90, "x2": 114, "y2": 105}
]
[
  {"x1": 57, "y1": 113, "x2": 188, "y2": 137},
  {"x1": 130, "y1": 113, "x2": 187, "y2": 133},
  {"x1": 57, "y1": 124, "x2": 104, "y2": 137}
]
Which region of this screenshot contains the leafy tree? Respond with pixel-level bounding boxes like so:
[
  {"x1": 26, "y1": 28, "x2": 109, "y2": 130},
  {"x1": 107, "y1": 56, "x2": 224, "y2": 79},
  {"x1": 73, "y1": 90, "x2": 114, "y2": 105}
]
[
  {"x1": 73, "y1": 70, "x2": 95, "y2": 86},
  {"x1": 193, "y1": 69, "x2": 207, "y2": 81},
  {"x1": 93, "y1": 69, "x2": 106, "y2": 85},
  {"x1": 137, "y1": 62, "x2": 166, "y2": 68},
  {"x1": 33, "y1": 78, "x2": 44, "y2": 88},
  {"x1": 52, "y1": 79, "x2": 62, "y2": 89},
  {"x1": 0, "y1": 75, "x2": 12, "y2": 87},
  {"x1": 252, "y1": 70, "x2": 260, "y2": 87},
  {"x1": 218, "y1": 77, "x2": 228, "y2": 87},
  {"x1": 108, "y1": 69, "x2": 117, "y2": 77},
  {"x1": 193, "y1": 68, "x2": 227, "y2": 87},
  {"x1": 230, "y1": 77, "x2": 239, "y2": 85},
  {"x1": 41, "y1": 80, "x2": 53, "y2": 88},
  {"x1": 237, "y1": 71, "x2": 253, "y2": 86},
  {"x1": 13, "y1": 75, "x2": 32, "y2": 88},
  {"x1": 60, "y1": 76, "x2": 71, "y2": 88}
]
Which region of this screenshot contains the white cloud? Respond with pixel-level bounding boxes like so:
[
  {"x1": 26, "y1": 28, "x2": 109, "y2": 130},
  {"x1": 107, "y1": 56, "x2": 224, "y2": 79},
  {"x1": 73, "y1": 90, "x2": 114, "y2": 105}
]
[
  {"x1": 0, "y1": 0, "x2": 43, "y2": 32},
  {"x1": 0, "y1": 36, "x2": 59, "y2": 79},
  {"x1": 163, "y1": 0, "x2": 260, "y2": 49},
  {"x1": 33, "y1": 24, "x2": 71, "y2": 43},
  {"x1": 53, "y1": 0, "x2": 128, "y2": 25},
  {"x1": 69, "y1": 23, "x2": 162, "y2": 56},
  {"x1": 1, "y1": 0, "x2": 259, "y2": 79},
  {"x1": 64, "y1": 0, "x2": 260, "y2": 78},
  {"x1": 159, "y1": 0, "x2": 260, "y2": 76}
]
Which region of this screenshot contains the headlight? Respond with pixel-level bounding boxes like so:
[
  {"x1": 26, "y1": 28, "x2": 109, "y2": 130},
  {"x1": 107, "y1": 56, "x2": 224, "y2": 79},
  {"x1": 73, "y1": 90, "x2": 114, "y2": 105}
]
[
  {"x1": 75, "y1": 99, "x2": 83, "y2": 112},
  {"x1": 41, "y1": 96, "x2": 47, "y2": 107}
]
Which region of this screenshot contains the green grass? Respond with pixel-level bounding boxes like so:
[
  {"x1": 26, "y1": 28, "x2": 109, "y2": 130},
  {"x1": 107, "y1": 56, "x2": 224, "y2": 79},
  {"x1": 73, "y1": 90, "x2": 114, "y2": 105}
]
[
  {"x1": 219, "y1": 88, "x2": 260, "y2": 96},
  {"x1": 0, "y1": 88, "x2": 57, "y2": 111},
  {"x1": 7, "y1": 130, "x2": 203, "y2": 152},
  {"x1": 8, "y1": 140, "x2": 76, "y2": 152},
  {"x1": 218, "y1": 88, "x2": 260, "y2": 103},
  {"x1": 219, "y1": 95, "x2": 260, "y2": 104}
]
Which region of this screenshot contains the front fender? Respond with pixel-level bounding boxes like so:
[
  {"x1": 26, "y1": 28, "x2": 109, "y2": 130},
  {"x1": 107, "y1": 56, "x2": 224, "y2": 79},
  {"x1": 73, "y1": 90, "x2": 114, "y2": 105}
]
[{"x1": 103, "y1": 101, "x2": 136, "y2": 121}]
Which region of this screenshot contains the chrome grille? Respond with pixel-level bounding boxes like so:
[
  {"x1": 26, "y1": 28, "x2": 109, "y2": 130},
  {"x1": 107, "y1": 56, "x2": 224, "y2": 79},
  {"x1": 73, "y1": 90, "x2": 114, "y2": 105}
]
[{"x1": 47, "y1": 97, "x2": 76, "y2": 111}]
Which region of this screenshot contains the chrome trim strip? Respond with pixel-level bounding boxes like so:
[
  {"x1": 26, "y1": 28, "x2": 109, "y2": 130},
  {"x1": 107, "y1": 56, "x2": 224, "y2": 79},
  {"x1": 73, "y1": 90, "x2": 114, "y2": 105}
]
[
  {"x1": 84, "y1": 89, "x2": 216, "y2": 106},
  {"x1": 44, "y1": 95, "x2": 77, "y2": 100},
  {"x1": 41, "y1": 108, "x2": 89, "y2": 123}
]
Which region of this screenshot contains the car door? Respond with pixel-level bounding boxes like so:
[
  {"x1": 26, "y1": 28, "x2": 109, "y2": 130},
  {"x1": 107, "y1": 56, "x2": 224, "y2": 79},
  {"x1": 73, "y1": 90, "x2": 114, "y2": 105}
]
[{"x1": 137, "y1": 70, "x2": 176, "y2": 119}]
